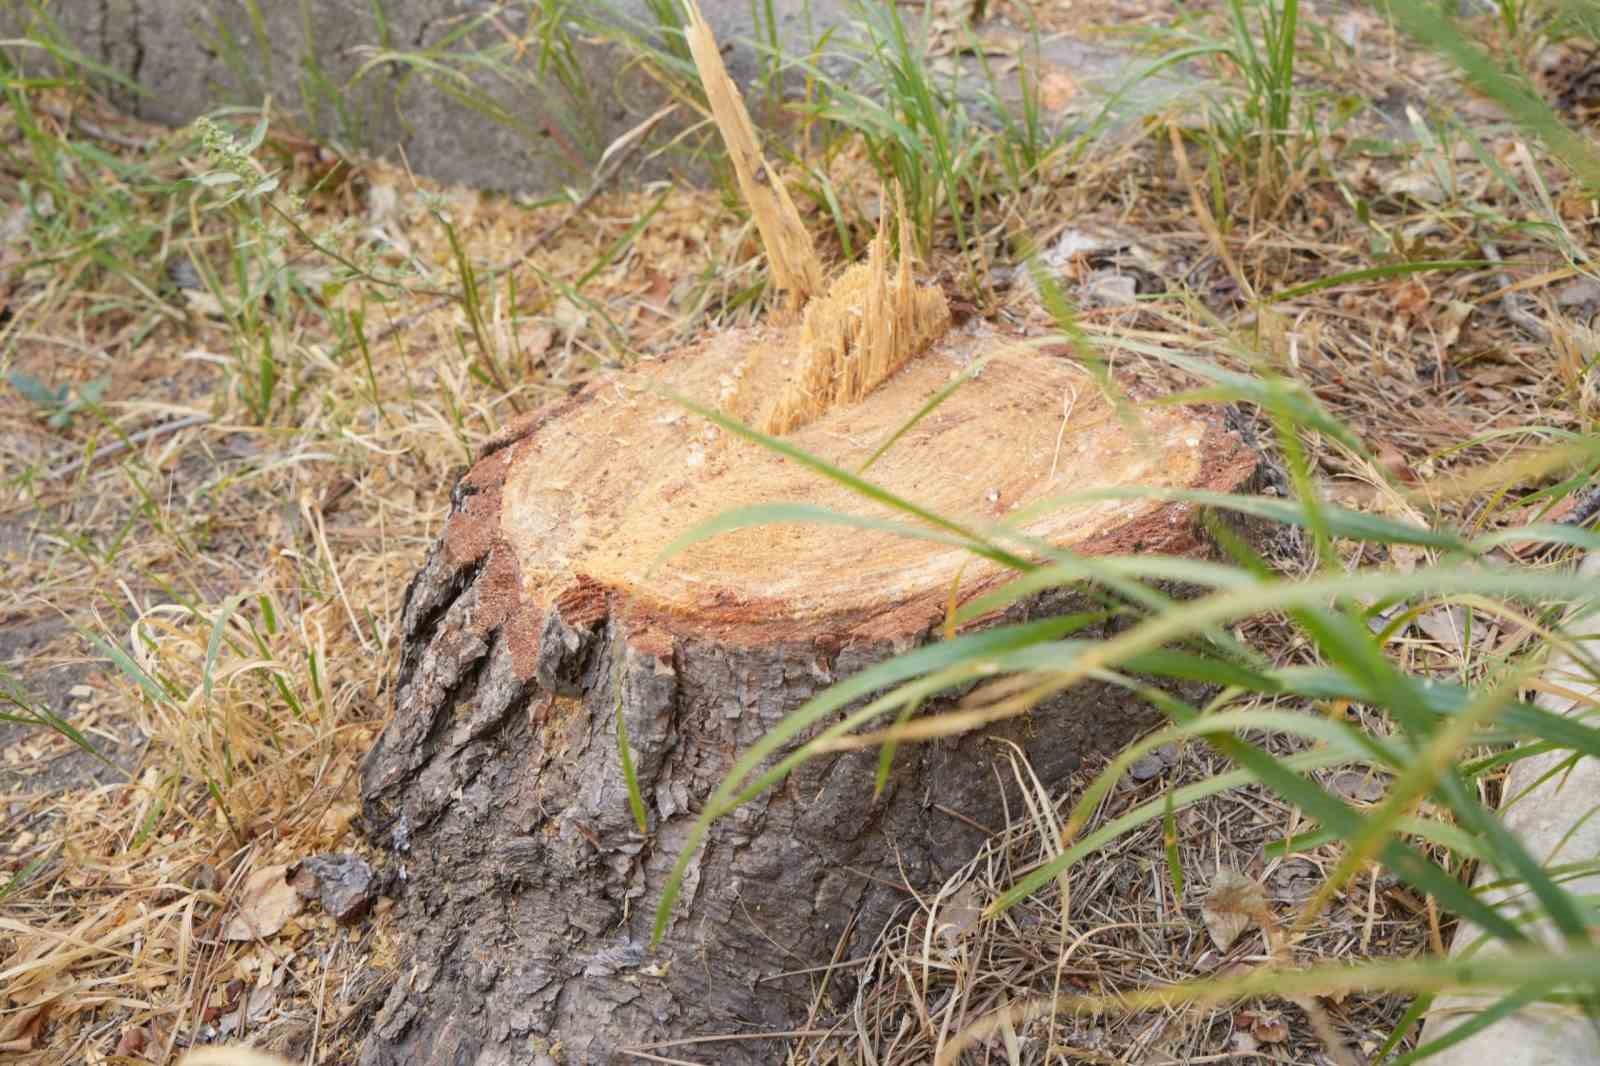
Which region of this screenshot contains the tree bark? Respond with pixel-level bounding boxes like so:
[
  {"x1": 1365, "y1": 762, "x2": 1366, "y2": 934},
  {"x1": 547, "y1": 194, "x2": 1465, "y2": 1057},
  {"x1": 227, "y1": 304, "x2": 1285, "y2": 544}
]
[{"x1": 357, "y1": 329, "x2": 1262, "y2": 1066}]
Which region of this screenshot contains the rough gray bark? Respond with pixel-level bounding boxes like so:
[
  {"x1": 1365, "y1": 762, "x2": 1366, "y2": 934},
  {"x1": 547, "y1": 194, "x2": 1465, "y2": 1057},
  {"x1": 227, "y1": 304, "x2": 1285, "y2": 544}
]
[
  {"x1": 357, "y1": 575, "x2": 1168, "y2": 1061},
  {"x1": 356, "y1": 353, "x2": 1264, "y2": 1065}
]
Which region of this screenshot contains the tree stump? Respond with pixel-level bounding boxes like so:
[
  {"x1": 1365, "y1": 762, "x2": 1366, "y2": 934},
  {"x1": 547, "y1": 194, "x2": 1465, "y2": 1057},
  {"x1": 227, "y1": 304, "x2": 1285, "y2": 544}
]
[
  {"x1": 357, "y1": 10, "x2": 1258, "y2": 1063},
  {"x1": 355, "y1": 317, "x2": 1260, "y2": 1065}
]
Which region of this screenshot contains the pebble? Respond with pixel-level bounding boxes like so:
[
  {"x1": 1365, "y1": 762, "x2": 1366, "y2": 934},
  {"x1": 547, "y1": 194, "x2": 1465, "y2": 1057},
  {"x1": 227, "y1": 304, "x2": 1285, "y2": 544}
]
[
  {"x1": 68, "y1": 684, "x2": 94, "y2": 699},
  {"x1": 293, "y1": 853, "x2": 376, "y2": 924},
  {"x1": 1556, "y1": 277, "x2": 1600, "y2": 308},
  {"x1": 1128, "y1": 753, "x2": 1165, "y2": 782}
]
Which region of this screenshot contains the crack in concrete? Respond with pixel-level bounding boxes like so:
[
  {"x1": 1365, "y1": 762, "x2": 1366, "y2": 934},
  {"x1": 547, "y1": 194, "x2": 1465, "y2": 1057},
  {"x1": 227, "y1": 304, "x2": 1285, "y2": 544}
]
[{"x1": 128, "y1": 0, "x2": 145, "y2": 88}]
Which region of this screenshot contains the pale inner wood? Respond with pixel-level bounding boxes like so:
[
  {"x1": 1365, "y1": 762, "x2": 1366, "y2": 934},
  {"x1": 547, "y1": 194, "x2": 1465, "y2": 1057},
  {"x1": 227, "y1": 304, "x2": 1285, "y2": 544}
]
[{"x1": 500, "y1": 325, "x2": 1217, "y2": 624}]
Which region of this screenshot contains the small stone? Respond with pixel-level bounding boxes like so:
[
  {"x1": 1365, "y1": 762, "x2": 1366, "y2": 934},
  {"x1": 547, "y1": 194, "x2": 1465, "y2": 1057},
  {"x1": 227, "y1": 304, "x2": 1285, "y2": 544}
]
[
  {"x1": 68, "y1": 684, "x2": 94, "y2": 699},
  {"x1": 165, "y1": 253, "x2": 203, "y2": 291},
  {"x1": 1128, "y1": 754, "x2": 1164, "y2": 782},
  {"x1": 1556, "y1": 277, "x2": 1600, "y2": 308},
  {"x1": 295, "y1": 853, "x2": 376, "y2": 925},
  {"x1": 1085, "y1": 270, "x2": 1138, "y2": 307}
]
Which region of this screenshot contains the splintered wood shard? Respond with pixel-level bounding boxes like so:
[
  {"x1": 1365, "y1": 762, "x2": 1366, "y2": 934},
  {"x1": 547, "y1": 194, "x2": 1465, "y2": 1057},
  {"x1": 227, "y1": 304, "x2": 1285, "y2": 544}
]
[
  {"x1": 682, "y1": 1, "x2": 950, "y2": 434},
  {"x1": 682, "y1": 0, "x2": 822, "y2": 309},
  {"x1": 762, "y1": 188, "x2": 950, "y2": 435}
]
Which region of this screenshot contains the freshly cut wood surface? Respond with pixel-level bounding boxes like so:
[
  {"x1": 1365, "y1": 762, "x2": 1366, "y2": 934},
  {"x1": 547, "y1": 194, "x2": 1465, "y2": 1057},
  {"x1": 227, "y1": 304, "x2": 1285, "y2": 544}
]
[{"x1": 464, "y1": 322, "x2": 1255, "y2": 649}]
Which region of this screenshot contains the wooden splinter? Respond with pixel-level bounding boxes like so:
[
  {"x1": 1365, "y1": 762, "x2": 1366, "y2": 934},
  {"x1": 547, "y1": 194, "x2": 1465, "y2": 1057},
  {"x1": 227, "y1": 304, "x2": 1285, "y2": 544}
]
[{"x1": 683, "y1": 0, "x2": 950, "y2": 435}]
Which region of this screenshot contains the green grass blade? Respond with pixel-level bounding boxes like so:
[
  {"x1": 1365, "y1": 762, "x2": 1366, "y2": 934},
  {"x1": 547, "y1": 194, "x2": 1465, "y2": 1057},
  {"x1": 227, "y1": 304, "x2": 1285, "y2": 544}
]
[
  {"x1": 203, "y1": 593, "x2": 248, "y2": 702},
  {"x1": 1270, "y1": 259, "x2": 1492, "y2": 303}
]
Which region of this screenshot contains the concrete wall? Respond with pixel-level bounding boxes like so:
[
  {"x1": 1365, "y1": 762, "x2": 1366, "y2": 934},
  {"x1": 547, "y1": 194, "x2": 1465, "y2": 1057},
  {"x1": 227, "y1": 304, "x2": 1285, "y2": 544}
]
[{"x1": 1, "y1": 0, "x2": 852, "y2": 194}]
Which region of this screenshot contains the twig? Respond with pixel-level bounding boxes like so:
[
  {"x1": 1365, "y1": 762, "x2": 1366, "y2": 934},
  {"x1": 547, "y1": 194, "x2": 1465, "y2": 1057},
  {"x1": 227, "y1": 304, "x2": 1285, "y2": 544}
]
[
  {"x1": 624, "y1": 1029, "x2": 835, "y2": 1052},
  {"x1": 46, "y1": 414, "x2": 210, "y2": 480},
  {"x1": 1482, "y1": 241, "x2": 1550, "y2": 343},
  {"x1": 37, "y1": 102, "x2": 159, "y2": 152}
]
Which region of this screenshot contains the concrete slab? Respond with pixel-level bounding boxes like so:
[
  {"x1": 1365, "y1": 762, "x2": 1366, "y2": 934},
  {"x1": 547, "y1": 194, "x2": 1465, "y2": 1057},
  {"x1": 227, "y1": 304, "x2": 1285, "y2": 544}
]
[
  {"x1": 2, "y1": 1, "x2": 854, "y2": 193},
  {"x1": 1, "y1": 2, "x2": 1196, "y2": 195},
  {"x1": 1420, "y1": 553, "x2": 1600, "y2": 1065}
]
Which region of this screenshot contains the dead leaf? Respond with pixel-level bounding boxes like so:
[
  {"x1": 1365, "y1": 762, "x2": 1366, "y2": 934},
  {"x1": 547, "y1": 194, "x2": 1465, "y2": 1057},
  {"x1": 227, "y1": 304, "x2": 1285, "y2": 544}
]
[
  {"x1": 1416, "y1": 604, "x2": 1492, "y2": 655},
  {"x1": 223, "y1": 864, "x2": 303, "y2": 941},
  {"x1": 1202, "y1": 868, "x2": 1268, "y2": 952},
  {"x1": 934, "y1": 883, "x2": 982, "y2": 948},
  {"x1": 0, "y1": 999, "x2": 51, "y2": 1053}
]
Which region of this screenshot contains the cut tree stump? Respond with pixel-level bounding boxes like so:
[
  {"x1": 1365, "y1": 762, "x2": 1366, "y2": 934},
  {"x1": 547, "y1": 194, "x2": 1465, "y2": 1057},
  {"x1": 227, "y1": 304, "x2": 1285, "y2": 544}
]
[
  {"x1": 355, "y1": 324, "x2": 1261, "y2": 1066},
  {"x1": 356, "y1": 9, "x2": 1260, "y2": 1063}
]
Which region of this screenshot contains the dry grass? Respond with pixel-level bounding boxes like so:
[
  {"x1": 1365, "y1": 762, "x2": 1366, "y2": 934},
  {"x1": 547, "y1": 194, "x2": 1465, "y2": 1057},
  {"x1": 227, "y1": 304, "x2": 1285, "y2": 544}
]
[
  {"x1": 789, "y1": 733, "x2": 1429, "y2": 1064},
  {"x1": 1, "y1": 1, "x2": 1597, "y2": 1062},
  {"x1": 0, "y1": 90, "x2": 750, "y2": 1062}
]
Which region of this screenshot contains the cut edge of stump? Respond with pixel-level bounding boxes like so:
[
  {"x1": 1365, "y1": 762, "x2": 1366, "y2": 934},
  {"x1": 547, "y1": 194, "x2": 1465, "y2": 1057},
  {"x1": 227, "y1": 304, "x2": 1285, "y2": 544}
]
[{"x1": 433, "y1": 354, "x2": 1260, "y2": 680}]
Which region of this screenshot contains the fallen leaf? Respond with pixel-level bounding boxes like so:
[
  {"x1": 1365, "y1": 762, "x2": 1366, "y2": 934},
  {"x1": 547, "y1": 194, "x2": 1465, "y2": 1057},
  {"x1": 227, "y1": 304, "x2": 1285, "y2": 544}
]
[
  {"x1": 0, "y1": 999, "x2": 51, "y2": 1053},
  {"x1": 934, "y1": 883, "x2": 982, "y2": 948},
  {"x1": 1202, "y1": 869, "x2": 1268, "y2": 952},
  {"x1": 223, "y1": 864, "x2": 303, "y2": 941}
]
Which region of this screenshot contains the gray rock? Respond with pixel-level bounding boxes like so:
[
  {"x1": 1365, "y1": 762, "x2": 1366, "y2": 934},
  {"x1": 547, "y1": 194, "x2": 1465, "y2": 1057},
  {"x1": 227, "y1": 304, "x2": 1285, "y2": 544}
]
[
  {"x1": 1128, "y1": 752, "x2": 1165, "y2": 782},
  {"x1": 293, "y1": 852, "x2": 376, "y2": 925}
]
